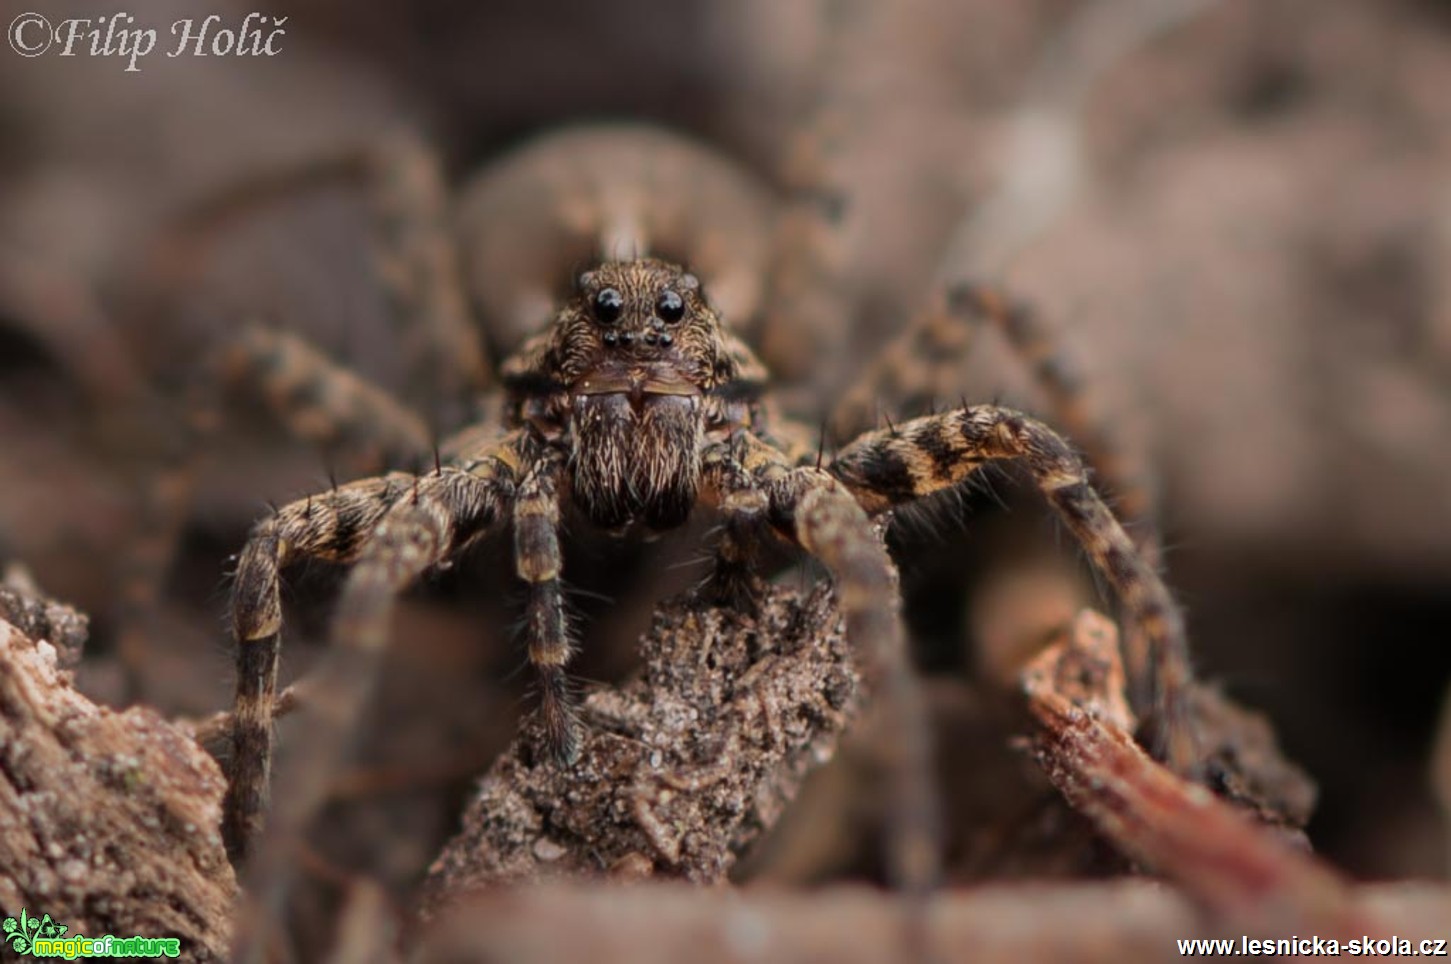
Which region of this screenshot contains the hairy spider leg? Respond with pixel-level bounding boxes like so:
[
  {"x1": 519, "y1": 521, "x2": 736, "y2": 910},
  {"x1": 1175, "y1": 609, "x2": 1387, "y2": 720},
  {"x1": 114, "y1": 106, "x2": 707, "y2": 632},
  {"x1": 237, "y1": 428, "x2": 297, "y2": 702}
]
[
  {"x1": 512, "y1": 448, "x2": 582, "y2": 762},
  {"x1": 828, "y1": 404, "x2": 1197, "y2": 775},
  {"x1": 702, "y1": 429, "x2": 942, "y2": 896},
  {"x1": 228, "y1": 448, "x2": 519, "y2": 963},
  {"x1": 831, "y1": 283, "x2": 1168, "y2": 713},
  {"x1": 116, "y1": 130, "x2": 489, "y2": 698},
  {"x1": 225, "y1": 440, "x2": 521, "y2": 857}
]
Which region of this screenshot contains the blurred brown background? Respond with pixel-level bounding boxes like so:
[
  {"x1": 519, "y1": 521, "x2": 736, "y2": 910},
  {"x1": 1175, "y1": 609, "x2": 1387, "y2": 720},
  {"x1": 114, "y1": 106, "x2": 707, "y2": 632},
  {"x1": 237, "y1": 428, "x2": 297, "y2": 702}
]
[{"x1": 1, "y1": 0, "x2": 1448, "y2": 907}]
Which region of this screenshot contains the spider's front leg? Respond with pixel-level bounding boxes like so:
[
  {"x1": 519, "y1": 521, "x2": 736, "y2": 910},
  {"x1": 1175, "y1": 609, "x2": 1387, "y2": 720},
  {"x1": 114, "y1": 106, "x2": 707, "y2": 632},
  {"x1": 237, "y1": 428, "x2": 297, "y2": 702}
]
[
  {"x1": 228, "y1": 447, "x2": 520, "y2": 963},
  {"x1": 226, "y1": 470, "x2": 417, "y2": 859},
  {"x1": 831, "y1": 284, "x2": 1158, "y2": 559},
  {"x1": 828, "y1": 405, "x2": 1197, "y2": 775},
  {"x1": 702, "y1": 434, "x2": 941, "y2": 895},
  {"x1": 830, "y1": 286, "x2": 1172, "y2": 719},
  {"x1": 512, "y1": 447, "x2": 582, "y2": 762},
  {"x1": 224, "y1": 437, "x2": 523, "y2": 862}
]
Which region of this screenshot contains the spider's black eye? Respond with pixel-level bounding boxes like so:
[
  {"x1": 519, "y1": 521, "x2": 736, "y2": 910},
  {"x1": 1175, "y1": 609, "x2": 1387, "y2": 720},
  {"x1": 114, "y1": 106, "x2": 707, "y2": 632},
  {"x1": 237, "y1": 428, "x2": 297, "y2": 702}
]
[
  {"x1": 656, "y1": 289, "x2": 685, "y2": 324},
  {"x1": 593, "y1": 288, "x2": 624, "y2": 325}
]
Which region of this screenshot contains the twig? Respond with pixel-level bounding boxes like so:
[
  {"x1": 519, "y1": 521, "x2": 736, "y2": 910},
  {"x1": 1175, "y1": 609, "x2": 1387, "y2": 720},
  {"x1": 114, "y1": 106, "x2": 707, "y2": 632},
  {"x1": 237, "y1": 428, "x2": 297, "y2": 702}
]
[
  {"x1": 183, "y1": 679, "x2": 311, "y2": 757},
  {"x1": 1023, "y1": 609, "x2": 1378, "y2": 937}
]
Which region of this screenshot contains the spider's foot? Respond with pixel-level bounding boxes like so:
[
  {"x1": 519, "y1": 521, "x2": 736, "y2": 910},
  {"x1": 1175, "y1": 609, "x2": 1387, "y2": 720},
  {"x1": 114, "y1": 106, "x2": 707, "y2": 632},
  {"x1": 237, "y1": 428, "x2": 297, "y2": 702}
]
[
  {"x1": 701, "y1": 564, "x2": 767, "y2": 617},
  {"x1": 538, "y1": 684, "x2": 584, "y2": 766},
  {"x1": 541, "y1": 722, "x2": 583, "y2": 767},
  {"x1": 702, "y1": 488, "x2": 768, "y2": 615}
]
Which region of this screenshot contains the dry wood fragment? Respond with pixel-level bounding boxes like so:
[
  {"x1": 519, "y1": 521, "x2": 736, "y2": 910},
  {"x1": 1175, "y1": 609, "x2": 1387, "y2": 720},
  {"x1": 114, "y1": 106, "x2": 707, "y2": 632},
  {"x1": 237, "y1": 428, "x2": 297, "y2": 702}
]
[
  {"x1": 0, "y1": 615, "x2": 237, "y2": 960},
  {"x1": 1023, "y1": 609, "x2": 1374, "y2": 936},
  {"x1": 183, "y1": 681, "x2": 310, "y2": 760}
]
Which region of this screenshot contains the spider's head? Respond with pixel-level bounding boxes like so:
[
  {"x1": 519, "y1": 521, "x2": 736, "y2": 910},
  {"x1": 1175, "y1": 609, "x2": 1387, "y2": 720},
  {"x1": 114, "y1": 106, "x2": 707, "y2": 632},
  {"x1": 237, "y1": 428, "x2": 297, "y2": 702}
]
[
  {"x1": 558, "y1": 258, "x2": 735, "y2": 398},
  {"x1": 551, "y1": 259, "x2": 735, "y2": 531}
]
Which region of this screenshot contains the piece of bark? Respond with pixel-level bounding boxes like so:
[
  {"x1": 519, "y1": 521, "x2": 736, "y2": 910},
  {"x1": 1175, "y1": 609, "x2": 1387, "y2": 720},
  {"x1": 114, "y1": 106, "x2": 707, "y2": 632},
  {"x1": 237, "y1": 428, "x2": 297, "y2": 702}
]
[
  {"x1": 412, "y1": 880, "x2": 1451, "y2": 964},
  {"x1": 0, "y1": 617, "x2": 237, "y2": 960},
  {"x1": 417, "y1": 583, "x2": 860, "y2": 920},
  {"x1": 1023, "y1": 609, "x2": 1373, "y2": 936}
]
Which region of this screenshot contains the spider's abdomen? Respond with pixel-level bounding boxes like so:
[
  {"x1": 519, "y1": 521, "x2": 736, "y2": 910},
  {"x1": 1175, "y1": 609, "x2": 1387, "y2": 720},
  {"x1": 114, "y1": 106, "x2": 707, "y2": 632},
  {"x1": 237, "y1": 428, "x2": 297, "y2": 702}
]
[{"x1": 571, "y1": 392, "x2": 702, "y2": 531}]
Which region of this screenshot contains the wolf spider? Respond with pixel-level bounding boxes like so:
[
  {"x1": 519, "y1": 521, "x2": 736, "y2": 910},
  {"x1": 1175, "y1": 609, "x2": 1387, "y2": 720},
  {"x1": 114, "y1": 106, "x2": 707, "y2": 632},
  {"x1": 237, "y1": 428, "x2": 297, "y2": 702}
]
[{"x1": 214, "y1": 124, "x2": 1196, "y2": 958}]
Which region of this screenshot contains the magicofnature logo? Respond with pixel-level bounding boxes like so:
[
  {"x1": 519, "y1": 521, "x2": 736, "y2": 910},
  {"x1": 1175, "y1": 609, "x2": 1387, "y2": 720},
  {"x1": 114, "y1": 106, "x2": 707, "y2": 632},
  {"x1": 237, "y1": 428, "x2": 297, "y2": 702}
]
[{"x1": 3, "y1": 909, "x2": 181, "y2": 959}]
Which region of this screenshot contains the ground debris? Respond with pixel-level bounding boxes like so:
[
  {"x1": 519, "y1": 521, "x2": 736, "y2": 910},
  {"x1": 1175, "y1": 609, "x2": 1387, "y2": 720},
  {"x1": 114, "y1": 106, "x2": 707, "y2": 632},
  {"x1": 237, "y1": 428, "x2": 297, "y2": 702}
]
[
  {"x1": 0, "y1": 564, "x2": 88, "y2": 672},
  {"x1": 0, "y1": 613, "x2": 237, "y2": 960},
  {"x1": 418, "y1": 582, "x2": 860, "y2": 919}
]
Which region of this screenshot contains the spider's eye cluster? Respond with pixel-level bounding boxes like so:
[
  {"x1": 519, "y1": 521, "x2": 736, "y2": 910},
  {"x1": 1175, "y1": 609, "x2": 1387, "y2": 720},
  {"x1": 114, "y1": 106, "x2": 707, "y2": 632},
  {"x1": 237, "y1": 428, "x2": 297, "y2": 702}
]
[
  {"x1": 656, "y1": 290, "x2": 685, "y2": 323},
  {"x1": 593, "y1": 287, "x2": 624, "y2": 325}
]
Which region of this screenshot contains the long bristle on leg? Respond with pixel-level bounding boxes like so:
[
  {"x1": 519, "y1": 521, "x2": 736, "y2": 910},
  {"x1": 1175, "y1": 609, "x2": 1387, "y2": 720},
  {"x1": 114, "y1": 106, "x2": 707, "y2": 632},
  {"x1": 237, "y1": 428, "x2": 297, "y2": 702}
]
[{"x1": 828, "y1": 405, "x2": 1198, "y2": 775}]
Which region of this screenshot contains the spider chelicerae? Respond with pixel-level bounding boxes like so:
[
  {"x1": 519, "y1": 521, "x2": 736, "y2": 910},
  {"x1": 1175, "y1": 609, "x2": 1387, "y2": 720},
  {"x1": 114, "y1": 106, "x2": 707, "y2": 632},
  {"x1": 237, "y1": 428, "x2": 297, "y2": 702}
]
[{"x1": 216, "y1": 124, "x2": 1197, "y2": 958}]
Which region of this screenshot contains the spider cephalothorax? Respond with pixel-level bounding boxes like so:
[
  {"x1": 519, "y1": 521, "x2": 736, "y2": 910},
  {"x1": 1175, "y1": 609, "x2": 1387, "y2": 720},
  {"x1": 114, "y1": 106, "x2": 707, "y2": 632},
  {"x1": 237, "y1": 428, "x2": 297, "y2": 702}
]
[{"x1": 505, "y1": 258, "x2": 746, "y2": 531}]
